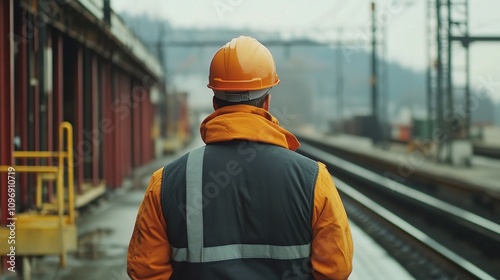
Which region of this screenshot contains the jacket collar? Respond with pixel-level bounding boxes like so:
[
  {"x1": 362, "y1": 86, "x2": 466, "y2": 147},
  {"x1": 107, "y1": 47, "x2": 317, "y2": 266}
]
[{"x1": 200, "y1": 105, "x2": 301, "y2": 151}]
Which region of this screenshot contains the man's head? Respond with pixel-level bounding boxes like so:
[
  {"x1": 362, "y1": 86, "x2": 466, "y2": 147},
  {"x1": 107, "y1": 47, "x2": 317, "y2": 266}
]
[{"x1": 207, "y1": 36, "x2": 279, "y2": 110}]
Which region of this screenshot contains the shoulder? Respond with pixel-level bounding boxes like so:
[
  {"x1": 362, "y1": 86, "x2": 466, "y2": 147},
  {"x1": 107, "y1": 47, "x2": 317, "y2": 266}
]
[{"x1": 162, "y1": 152, "x2": 190, "y2": 177}]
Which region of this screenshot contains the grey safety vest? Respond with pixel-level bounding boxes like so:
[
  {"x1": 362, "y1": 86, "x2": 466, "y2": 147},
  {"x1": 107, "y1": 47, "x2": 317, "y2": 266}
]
[{"x1": 161, "y1": 140, "x2": 318, "y2": 280}]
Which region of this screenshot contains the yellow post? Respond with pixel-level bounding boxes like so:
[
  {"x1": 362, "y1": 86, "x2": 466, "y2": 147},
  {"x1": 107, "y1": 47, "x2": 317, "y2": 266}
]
[
  {"x1": 36, "y1": 174, "x2": 43, "y2": 208},
  {"x1": 57, "y1": 157, "x2": 66, "y2": 268},
  {"x1": 61, "y1": 122, "x2": 75, "y2": 225}
]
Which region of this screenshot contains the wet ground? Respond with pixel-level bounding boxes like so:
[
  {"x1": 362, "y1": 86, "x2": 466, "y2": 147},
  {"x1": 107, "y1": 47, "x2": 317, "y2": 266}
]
[{"x1": 26, "y1": 186, "x2": 147, "y2": 280}]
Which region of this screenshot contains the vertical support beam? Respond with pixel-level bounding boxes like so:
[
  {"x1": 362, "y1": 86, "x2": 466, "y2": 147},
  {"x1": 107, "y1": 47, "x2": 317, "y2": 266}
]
[
  {"x1": 91, "y1": 55, "x2": 99, "y2": 185},
  {"x1": 74, "y1": 46, "x2": 83, "y2": 193},
  {"x1": 147, "y1": 91, "x2": 154, "y2": 163},
  {"x1": 436, "y1": 0, "x2": 444, "y2": 161},
  {"x1": 138, "y1": 88, "x2": 144, "y2": 166},
  {"x1": 426, "y1": 0, "x2": 433, "y2": 139},
  {"x1": 122, "y1": 74, "x2": 128, "y2": 178},
  {"x1": 370, "y1": 2, "x2": 379, "y2": 144},
  {"x1": 46, "y1": 27, "x2": 54, "y2": 202},
  {"x1": 125, "y1": 75, "x2": 132, "y2": 175},
  {"x1": 54, "y1": 32, "x2": 64, "y2": 151},
  {"x1": 141, "y1": 90, "x2": 149, "y2": 165},
  {"x1": 33, "y1": 16, "x2": 40, "y2": 176},
  {"x1": 446, "y1": 0, "x2": 453, "y2": 163},
  {"x1": 132, "y1": 82, "x2": 142, "y2": 168},
  {"x1": 16, "y1": 8, "x2": 29, "y2": 207},
  {"x1": 150, "y1": 102, "x2": 156, "y2": 161},
  {"x1": 464, "y1": 1, "x2": 471, "y2": 139},
  {"x1": 381, "y1": 24, "x2": 389, "y2": 145},
  {"x1": 113, "y1": 70, "x2": 122, "y2": 189},
  {"x1": 143, "y1": 91, "x2": 149, "y2": 164},
  {"x1": 102, "y1": 62, "x2": 116, "y2": 188},
  {"x1": 0, "y1": 0, "x2": 14, "y2": 225},
  {"x1": 103, "y1": 0, "x2": 111, "y2": 26},
  {"x1": 38, "y1": 0, "x2": 47, "y2": 155}
]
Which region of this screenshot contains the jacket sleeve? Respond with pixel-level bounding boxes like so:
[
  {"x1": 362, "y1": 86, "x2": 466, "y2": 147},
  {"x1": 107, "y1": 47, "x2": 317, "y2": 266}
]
[
  {"x1": 127, "y1": 168, "x2": 173, "y2": 279},
  {"x1": 311, "y1": 162, "x2": 354, "y2": 280}
]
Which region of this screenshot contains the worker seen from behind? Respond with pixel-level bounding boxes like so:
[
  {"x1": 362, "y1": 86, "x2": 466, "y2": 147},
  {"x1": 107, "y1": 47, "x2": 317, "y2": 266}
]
[{"x1": 127, "y1": 35, "x2": 354, "y2": 280}]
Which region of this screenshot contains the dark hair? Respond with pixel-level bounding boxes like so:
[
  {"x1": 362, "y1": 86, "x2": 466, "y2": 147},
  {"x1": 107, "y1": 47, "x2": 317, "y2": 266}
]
[{"x1": 214, "y1": 93, "x2": 268, "y2": 108}]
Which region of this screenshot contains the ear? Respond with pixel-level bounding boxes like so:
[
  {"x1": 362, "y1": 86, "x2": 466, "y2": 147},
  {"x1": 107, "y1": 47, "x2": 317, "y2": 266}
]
[
  {"x1": 262, "y1": 94, "x2": 271, "y2": 111},
  {"x1": 212, "y1": 97, "x2": 219, "y2": 110}
]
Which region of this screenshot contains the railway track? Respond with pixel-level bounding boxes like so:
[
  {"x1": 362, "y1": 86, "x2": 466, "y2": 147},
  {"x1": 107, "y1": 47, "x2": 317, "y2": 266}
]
[
  {"x1": 473, "y1": 143, "x2": 500, "y2": 160},
  {"x1": 391, "y1": 139, "x2": 500, "y2": 160},
  {"x1": 298, "y1": 142, "x2": 500, "y2": 280}
]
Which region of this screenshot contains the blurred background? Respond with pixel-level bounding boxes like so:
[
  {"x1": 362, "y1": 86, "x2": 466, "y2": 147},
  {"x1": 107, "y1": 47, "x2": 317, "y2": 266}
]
[
  {"x1": 0, "y1": 0, "x2": 499, "y2": 279},
  {"x1": 116, "y1": 0, "x2": 500, "y2": 141}
]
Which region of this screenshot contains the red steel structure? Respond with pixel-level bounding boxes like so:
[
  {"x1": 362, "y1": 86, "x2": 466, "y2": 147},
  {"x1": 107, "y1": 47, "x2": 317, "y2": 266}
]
[
  {"x1": 1, "y1": 0, "x2": 15, "y2": 226},
  {"x1": 0, "y1": 0, "x2": 162, "y2": 259}
]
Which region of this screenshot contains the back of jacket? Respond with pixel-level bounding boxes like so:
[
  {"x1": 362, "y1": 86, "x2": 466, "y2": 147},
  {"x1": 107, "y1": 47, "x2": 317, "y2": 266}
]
[{"x1": 161, "y1": 141, "x2": 318, "y2": 280}]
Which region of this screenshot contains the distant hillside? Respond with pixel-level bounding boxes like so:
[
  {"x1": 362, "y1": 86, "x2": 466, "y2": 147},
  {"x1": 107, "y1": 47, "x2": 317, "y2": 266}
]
[{"x1": 121, "y1": 13, "x2": 430, "y2": 129}]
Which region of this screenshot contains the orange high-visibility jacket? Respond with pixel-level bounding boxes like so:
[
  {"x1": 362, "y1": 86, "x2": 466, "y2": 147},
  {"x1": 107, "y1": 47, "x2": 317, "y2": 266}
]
[{"x1": 127, "y1": 105, "x2": 354, "y2": 279}]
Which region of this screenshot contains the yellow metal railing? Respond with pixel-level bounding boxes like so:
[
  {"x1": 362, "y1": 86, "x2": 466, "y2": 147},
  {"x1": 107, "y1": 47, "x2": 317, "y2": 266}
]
[{"x1": 0, "y1": 121, "x2": 76, "y2": 267}]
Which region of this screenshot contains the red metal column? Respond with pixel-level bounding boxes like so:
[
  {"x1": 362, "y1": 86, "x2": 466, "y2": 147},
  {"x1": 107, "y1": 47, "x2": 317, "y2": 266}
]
[
  {"x1": 53, "y1": 32, "x2": 63, "y2": 201},
  {"x1": 118, "y1": 73, "x2": 125, "y2": 183},
  {"x1": 33, "y1": 21, "x2": 40, "y2": 174},
  {"x1": 16, "y1": 8, "x2": 29, "y2": 207},
  {"x1": 124, "y1": 75, "x2": 132, "y2": 176},
  {"x1": 74, "y1": 46, "x2": 83, "y2": 193},
  {"x1": 54, "y1": 32, "x2": 63, "y2": 148},
  {"x1": 141, "y1": 90, "x2": 151, "y2": 164},
  {"x1": 114, "y1": 71, "x2": 121, "y2": 189},
  {"x1": 132, "y1": 82, "x2": 142, "y2": 168},
  {"x1": 144, "y1": 95, "x2": 150, "y2": 163},
  {"x1": 46, "y1": 28, "x2": 54, "y2": 202},
  {"x1": 91, "y1": 55, "x2": 99, "y2": 186},
  {"x1": 150, "y1": 98, "x2": 155, "y2": 162},
  {"x1": 137, "y1": 87, "x2": 144, "y2": 166},
  {"x1": 0, "y1": 0, "x2": 14, "y2": 224},
  {"x1": 102, "y1": 62, "x2": 116, "y2": 188},
  {"x1": 113, "y1": 70, "x2": 122, "y2": 189},
  {"x1": 140, "y1": 91, "x2": 149, "y2": 164}
]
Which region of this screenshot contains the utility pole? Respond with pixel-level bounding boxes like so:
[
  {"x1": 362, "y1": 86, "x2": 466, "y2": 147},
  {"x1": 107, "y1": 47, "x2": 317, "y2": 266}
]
[
  {"x1": 464, "y1": 0, "x2": 470, "y2": 139},
  {"x1": 157, "y1": 25, "x2": 168, "y2": 138},
  {"x1": 436, "y1": 0, "x2": 445, "y2": 161},
  {"x1": 371, "y1": 2, "x2": 379, "y2": 144},
  {"x1": 336, "y1": 28, "x2": 344, "y2": 133},
  {"x1": 426, "y1": 0, "x2": 434, "y2": 140},
  {"x1": 381, "y1": 21, "x2": 389, "y2": 148}
]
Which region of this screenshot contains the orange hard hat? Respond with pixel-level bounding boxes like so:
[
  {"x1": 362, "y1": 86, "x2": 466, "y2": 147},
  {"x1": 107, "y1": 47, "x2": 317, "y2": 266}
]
[{"x1": 208, "y1": 36, "x2": 280, "y2": 92}]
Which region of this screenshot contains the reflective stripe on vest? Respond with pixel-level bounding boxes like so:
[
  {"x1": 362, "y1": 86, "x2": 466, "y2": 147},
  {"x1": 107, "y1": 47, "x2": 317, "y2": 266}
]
[{"x1": 176, "y1": 146, "x2": 312, "y2": 263}]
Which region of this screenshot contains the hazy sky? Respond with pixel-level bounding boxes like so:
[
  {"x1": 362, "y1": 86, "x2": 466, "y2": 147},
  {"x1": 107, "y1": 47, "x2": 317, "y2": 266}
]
[{"x1": 112, "y1": 0, "x2": 500, "y2": 101}]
